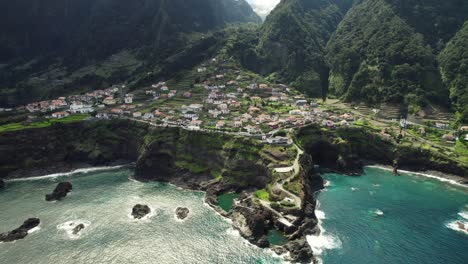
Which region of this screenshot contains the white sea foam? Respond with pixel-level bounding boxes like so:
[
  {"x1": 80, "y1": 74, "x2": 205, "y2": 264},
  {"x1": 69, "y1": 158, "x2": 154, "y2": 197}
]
[
  {"x1": 366, "y1": 165, "x2": 467, "y2": 188},
  {"x1": 446, "y1": 221, "x2": 468, "y2": 235},
  {"x1": 7, "y1": 165, "x2": 128, "y2": 182},
  {"x1": 458, "y1": 211, "x2": 468, "y2": 220},
  {"x1": 315, "y1": 210, "x2": 326, "y2": 220},
  {"x1": 306, "y1": 232, "x2": 342, "y2": 255},
  {"x1": 351, "y1": 187, "x2": 359, "y2": 191},
  {"x1": 307, "y1": 202, "x2": 342, "y2": 259},
  {"x1": 374, "y1": 209, "x2": 384, "y2": 216},
  {"x1": 226, "y1": 227, "x2": 241, "y2": 237},
  {"x1": 323, "y1": 180, "x2": 331, "y2": 187},
  {"x1": 57, "y1": 220, "x2": 91, "y2": 239},
  {"x1": 27, "y1": 226, "x2": 41, "y2": 234}
]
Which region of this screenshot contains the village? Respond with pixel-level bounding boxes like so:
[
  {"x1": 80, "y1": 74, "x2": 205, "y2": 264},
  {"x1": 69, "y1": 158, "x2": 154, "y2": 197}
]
[
  {"x1": 5, "y1": 58, "x2": 359, "y2": 145},
  {"x1": 2, "y1": 57, "x2": 467, "y2": 151}
]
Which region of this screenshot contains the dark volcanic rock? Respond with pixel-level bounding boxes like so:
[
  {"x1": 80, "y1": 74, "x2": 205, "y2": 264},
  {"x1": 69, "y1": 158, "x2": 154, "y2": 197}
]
[
  {"x1": 286, "y1": 238, "x2": 314, "y2": 264},
  {"x1": 0, "y1": 179, "x2": 5, "y2": 189},
  {"x1": 45, "y1": 182, "x2": 72, "y2": 201},
  {"x1": 0, "y1": 218, "x2": 40, "y2": 242},
  {"x1": 132, "y1": 204, "x2": 151, "y2": 219},
  {"x1": 175, "y1": 207, "x2": 190, "y2": 220},
  {"x1": 72, "y1": 224, "x2": 85, "y2": 235}
]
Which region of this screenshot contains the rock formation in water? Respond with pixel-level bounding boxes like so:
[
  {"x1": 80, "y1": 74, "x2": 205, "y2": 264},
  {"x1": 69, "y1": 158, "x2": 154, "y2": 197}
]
[
  {"x1": 175, "y1": 207, "x2": 190, "y2": 220},
  {"x1": 132, "y1": 204, "x2": 151, "y2": 219},
  {"x1": 72, "y1": 223, "x2": 85, "y2": 235},
  {"x1": 45, "y1": 182, "x2": 73, "y2": 201},
  {"x1": 0, "y1": 179, "x2": 5, "y2": 189},
  {"x1": 0, "y1": 218, "x2": 40, "y2": 242}
]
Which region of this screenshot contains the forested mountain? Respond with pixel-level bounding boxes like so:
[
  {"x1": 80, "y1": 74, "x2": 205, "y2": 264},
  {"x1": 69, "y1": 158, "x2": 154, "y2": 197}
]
[
  {"x1": 326, "y1": 0, "x2": 467, "y2": 113},
  {"x1": 234, "y1": 0, "x2": 466, "y2": 119},
  {"x1": 1, "y1": 0, "x2": 467, "y2": 122},
  {"x1": 236, "y1": 0, "x2": 355, "y2": 98},
  {"x1": 439, "y1": 21, "x2": 468, "y2": 123},
  {"x1": 327, "y1": 0, "x2": 447, "y2": 108},
  {"x1": 0, "y1": 0, "x2": 260, "y2": 106}
]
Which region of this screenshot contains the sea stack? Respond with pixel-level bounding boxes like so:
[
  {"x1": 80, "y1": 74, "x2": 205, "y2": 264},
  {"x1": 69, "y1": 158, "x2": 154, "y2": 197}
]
[
  {"x1": 45, "y1": 182, "x2": 73, "y2": 201},
  {"x1": 175, "y1": 207, "x2": 190, "y2": 220},
  {"x1": 132, "y1": 204, "x2": 151, "y2": 219},
  {"x1": 72, "y1": 223, "x2": 86, "y2": 235},
  {"x1": 0, "y1": 218, "x2": 40, "y2": 242}
]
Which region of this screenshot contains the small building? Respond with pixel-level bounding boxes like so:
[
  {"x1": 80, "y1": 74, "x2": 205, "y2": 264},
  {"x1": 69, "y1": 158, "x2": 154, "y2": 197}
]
[
  {"x1": 51, "y1": 111, "x2": 69, "y2": 119},
  {"x1": 266, "y1": 137, "x2": 290, "y2": 146},
  {"x1": 322, "y1": 120, "x2": 335, "y2": 128},
  {"x1": 111, "y1": 108, "x2": 123, "y2": 115},
  {"x1": 295, "y1": 100, "x2": 308, "y2": 107},
  {"x1": 96, "y1": 113, "x2": 109, "y2": 119},
  {"x1": 103, "y1": 96, "x2": 116, "y2": 105},
  {"x1": 183, "y1": 92, "x2": 193, "y2": 98},
  {"x1": 216, "y1": 120, "x2": 225, "y2": 129},
  {"x1": 124, "y1": 94, "x2": 133, "y2": 104},
  {"x1": 70, "y1": 102, "x2": 94, "y2": 114},
  {"x1": 132, "y1": 112, "x2": 142, "y2": 118},
  {"x1": 442, "y1": 134, "x2": 455, "y2": 141},
  {"x1": 143, "y1": 113, "x2": 154, "y2": 120},
  {"x1": 188, "y1": 104, "x2": 203, "y2": 112},
  {"x1": 184, "y1": 111, "x2": 198, "y2": 120}
]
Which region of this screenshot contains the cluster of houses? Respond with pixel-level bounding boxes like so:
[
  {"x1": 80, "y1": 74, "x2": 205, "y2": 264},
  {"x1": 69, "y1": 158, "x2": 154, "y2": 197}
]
[{"x1": 19, "y1": 85, "x2": 136, "y2": 120}]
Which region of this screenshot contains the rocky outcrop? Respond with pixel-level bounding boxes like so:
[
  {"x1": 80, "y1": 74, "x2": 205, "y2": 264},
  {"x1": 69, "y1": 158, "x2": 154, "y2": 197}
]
[
  {"x1": 0, "y1": 218, "x2": 40, "y2": 242},
  {"x1": 45, "y1": 182, "x2": 72, "y2": 201},
  {"x1": 132, "y1": 204, "x2": 151, "y2": 219},
  {"x1": 297, "y1": 125, "x2": 468, "y2": 177},
  {"x1": 230, "y1": 204, "x2": 272, "y2": 247},
  {"x1": 175, "y1": 207, "x2": 190, "y2": 220},
  {"x1": 72, "y1": 224, "x2": 85, "y2": 235},
  {"x1": 0, "y1": 179, "x2": 5, "y2": 189}
]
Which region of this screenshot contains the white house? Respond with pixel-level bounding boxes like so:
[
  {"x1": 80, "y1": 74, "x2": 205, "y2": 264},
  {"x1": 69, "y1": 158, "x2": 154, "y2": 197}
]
[
  {"x1": 69, "y1": 102, "x2": 94, "y2": 114},
  {"x1": 143, "y1": 113, "x2": 154, "y2": 120},
  {"x1": 266, "y1": 137, "x2": 290, "y2": 145},
  {"x1": 188, "y1": 104, "x2": 203, "y2": 112},
  {"x1": 125, "y1": 94, "x2": 133, "y2": 104},
  {"x1": 51, "y1": 111, "x2": 69, "y2": 119}
]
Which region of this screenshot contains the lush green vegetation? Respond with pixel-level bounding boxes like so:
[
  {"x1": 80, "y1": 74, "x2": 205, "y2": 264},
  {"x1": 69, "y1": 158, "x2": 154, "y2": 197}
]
[
  {"x1": 327, "y1": 0, "x2": 447, "y2": 110},
  {"x1": 255, "y1": 189, "x2": 270, "y2": 201},
  {"x1": 439, "y1": 21, "x2": 468, "y2": 124},
  {"x1": 0, "y1": 0, "x2": 260, "y2": 106},
  {"x1": 0, "y1": 114, "x2": 90, "y2": 133}
]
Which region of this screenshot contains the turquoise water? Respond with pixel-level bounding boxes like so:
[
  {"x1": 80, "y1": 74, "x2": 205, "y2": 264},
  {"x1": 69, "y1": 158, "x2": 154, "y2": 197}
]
[
  {"x1": 267, "y1": 230, "x2": 288, "y2": 246},
  {"x1": 315, "y1": 167, "x2": 468, "y2": 264},
  {"x1": 0, "y1": 169, "x2": 282, "y2": 264},
  {"x1": 216, "y1": 193, "x2": 240, "y2": 212}
]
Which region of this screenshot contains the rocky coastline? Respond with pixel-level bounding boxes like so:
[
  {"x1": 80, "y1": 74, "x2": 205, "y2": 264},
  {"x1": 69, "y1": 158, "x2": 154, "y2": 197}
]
[{"x1": 1, "y1": 120, "x2": 466, "y2": 263}]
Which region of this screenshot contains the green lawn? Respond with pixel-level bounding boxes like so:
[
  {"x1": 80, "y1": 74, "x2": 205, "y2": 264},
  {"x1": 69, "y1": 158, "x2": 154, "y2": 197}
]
[
  {"x1": 255, "y1": 189, "x2": 270, "y2": 201},
  {"x1": 0, "y1": 114, "x2": 90, "y2": 133}
]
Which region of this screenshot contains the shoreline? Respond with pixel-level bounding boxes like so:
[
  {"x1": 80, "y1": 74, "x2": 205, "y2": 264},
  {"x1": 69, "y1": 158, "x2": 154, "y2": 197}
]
[
  {"x1": 366, "y1": 165, "x2": 468, "y2": 188},
  {"x1": 5, "y1": 165, "x2": 132, "y2": 182}
]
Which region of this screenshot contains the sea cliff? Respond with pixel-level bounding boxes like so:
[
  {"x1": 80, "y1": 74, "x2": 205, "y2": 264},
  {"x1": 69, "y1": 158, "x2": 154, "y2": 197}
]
[{"x1": 1, "y1": 120, "x2": 466, "y2": 263}]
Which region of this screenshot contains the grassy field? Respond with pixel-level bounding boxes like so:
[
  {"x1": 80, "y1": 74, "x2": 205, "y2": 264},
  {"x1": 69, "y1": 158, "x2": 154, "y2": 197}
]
[
  {"x1": 255, "y1": 189, "x2": 270, "y2": 201},
  {"x1": 0, "y1": 114, "x2": 90, "y2": 133}
]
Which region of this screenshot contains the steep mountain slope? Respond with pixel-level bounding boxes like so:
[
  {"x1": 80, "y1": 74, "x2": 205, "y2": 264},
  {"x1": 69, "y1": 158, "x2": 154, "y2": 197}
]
[
  {"x1": 326, "y1": 0, "x2": 467, "y2": 112},
  {"x1": 237, "y1": 0, "x2": 357, "y2": 98},
  {"x1": 439, "y1": 21, "x2": 468, "y2": 123},
  {"x1": 0, "y1": 0, "x2": 260, "y2": 106}
]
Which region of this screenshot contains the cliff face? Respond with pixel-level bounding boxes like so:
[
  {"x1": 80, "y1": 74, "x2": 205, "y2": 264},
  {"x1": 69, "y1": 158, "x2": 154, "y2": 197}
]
[
  {"x1": 297, "y1": 125, "x2": 468, "y2": 177},
  {"x1": 0, "y1": 120, "x2": 287, "y2": 191}
]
